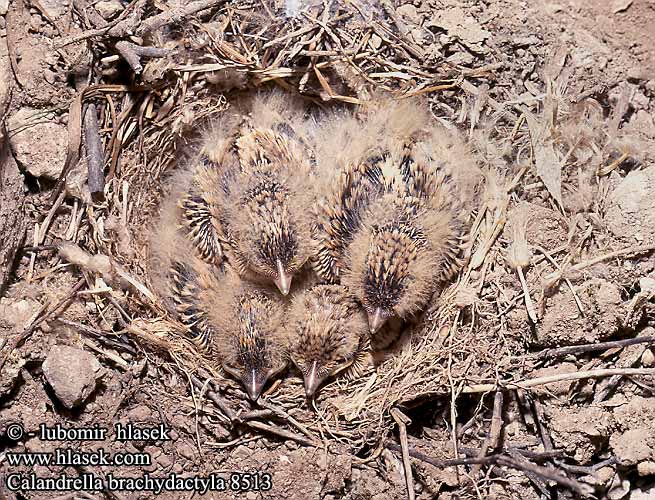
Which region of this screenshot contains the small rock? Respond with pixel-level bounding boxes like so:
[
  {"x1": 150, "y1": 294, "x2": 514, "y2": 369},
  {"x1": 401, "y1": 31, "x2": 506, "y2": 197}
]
[
  {"x1": 232, "y1": 445, "x2": 251, "y2": 461},
  {"x1": 126, "y1": 405, "x2": 152, "y2": 423},
  {"x1": 611, "y1": 428, "x2": 655, "y2": 466},
  {"x1": 42, "y1": 345, "x2": 101, "y2": 409},
  {"x1": 544, "y1": 3, "x2": 564, "y2": 14},
  {"x1": 537, "y1": 278, "x2": 623, "y2": 346},
  {"x1": 0, "y1": 361, "x2": 22, "y2": 398},
  {"x1": 156, "y1": 453, "x2": 173, "y2": 470},
  {"x1": 549, "y1": 406, "x2": 615, "y2": 463},
  {"x1": 428, "y1": 6, "x2": 490, "y2": 52},
  {"x1": 0, "y1": 0, "x2": 8, "y2": 15},
  {"x1": 176, "y1": 442, "x2": 196, "y2": 461},
  {"x1": 0, "y1": 298, "x2": 41, "y2": 329},
  {"x1": 396, "y1": 4, "x2": 419, "y2": 23},
  {"x1": 595, "y1": 466, "x2": 616, "y2": 486},
  {"x1": 631, "y1": 486, "x2": 655, "y2": 499},
  {"x1": 606, "y1": 167, "x2": 655, "y2": 244},
  {"x1": 642, "y1": 349, "x2": 655, "y2": 367},
  {"x1": 504, "y1": 202, "x2": 567, "y2": 252},
  {"x1": 611, "y1": 0, "x2": 633, "y2": 14},
  {"x1": 8, "y1": 108, "x2": 68, "y2": 180},
  {"x1": 637, "y1": 461, "x2": 655, "y2": 476},
  {"x1": 38, "y1": 0, "x2": 69, "y2": 18},
  {"x1": 95, "y1": 0, "x2": 123, "y2": 19},
  {"x1": 607, "y1": 473, "x2": 631, "y2": 500},
  {"x1": 611, "y1": 397, "x2": 655, "y2": 467},
  {"x1": 640, "y1": 277, "x2": 655, "y2": 294}
]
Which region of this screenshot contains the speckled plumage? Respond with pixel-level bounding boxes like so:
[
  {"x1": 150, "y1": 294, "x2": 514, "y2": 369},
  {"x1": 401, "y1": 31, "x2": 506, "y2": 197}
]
[
  {"x1": 204, "y1": 272, "x2": 288, "y2": 400},
  {"x1": 286, "y1": 284, "x2": 370, "y2": 397},
  {"x1": 312, "y1": 99, "x2": 479, "y2": 335},
  {"x1": 180, "y1": 92, "x2": 315, "y2": 295},
  {"x1": 171, "y1": 260, "x2": 288, "y2": 400},
  {"x1": 150, "y1": 201, "x2": 288, "y2": 401}
]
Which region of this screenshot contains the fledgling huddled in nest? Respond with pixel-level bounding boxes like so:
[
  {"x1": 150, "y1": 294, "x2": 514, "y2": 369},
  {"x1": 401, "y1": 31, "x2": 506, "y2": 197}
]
[
  {"x1": 285, "y1": 284, "x2": 370, "y2": 397},
  {"x1": 312, "y1": 98, "x2": 480, "y2": 337},
  {"x1": 150, "y1": 205, "x2": 288, "y2": 401},
  {"x1": 179, "y1": 92, "x2": 315, "y2": 295}
]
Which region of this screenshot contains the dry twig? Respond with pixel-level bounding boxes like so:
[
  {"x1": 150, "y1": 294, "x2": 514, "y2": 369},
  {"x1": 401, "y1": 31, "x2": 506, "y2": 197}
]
[
  {"x1": 461, "y1": 367, "x2": 655, "y2": 394},
  {"x1": 391, "y1": 408, "x2": 415, "y2": 500},
  {"x1": 83, "y1": 103, "x2": 105, "y2": 200}
]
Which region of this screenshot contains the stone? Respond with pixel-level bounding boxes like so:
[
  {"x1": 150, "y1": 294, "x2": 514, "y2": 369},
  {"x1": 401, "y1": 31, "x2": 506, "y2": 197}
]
[
  {"x1": 606, "y1": 167, "x2": 655, "y2": 244},
  {"x1": 610, "y1": 397, "x2": 655, "y2": 468},
  {"x1": 0, "y1": 298, "x2": 40, "y2": 329},
  {"x1": 548, "y1": 406, "x2": 615, "y2": 463},
  {"x1": 176, "y1": 442, "x2": 196, "y2": 461},
  {"x1": 8, "y1": 108, "x2": 68, "y2": 180},
  {"x1": 156, "y1": 453, "x2": 173, "y2": 470},
  {"x1": 631, "y1": 486, "x2": 655, "y2": 499},
  {"x1": 126, "y1": 405, "x2": 152, "y2": 423},
  {"x1": 396, "y1": 4, "x2": 419, "y2": 23},
  {"x1": 95, "y1": 0, "x2": 123, "y2": 19},
  {"x1": 637, "y1": 461, "x2": 655, "y2": 476},
  {"x1": 42, "y1": 345, "x2": 101, "y2": 409},
  {"x1": 610, "y1": 428, "x2": 655, "y2": 467},
  {"x1": 537, "y1": 278, "x2": 623, "y2": 346},
  {"x1": 38, "y1": 0, "x2": 69, "y2": 18}
]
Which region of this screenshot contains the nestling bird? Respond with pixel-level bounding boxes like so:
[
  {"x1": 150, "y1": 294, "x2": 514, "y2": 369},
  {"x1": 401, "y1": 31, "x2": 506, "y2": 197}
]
[
  {"x1": 285, "y1": 284, "x2": 370, "y2": 397},
  {"x1": 312, "y1": 98, "x2": 479, "y2": 336},
  {"x1": 179, "y1": 92, "x2": 315, "y2": 295},
  {"x1": 202, "y1": 270, "x2": 288, "y2": 401},
  {"x1": 150, "y1": 203, "x2": 288, "y2": 401}
]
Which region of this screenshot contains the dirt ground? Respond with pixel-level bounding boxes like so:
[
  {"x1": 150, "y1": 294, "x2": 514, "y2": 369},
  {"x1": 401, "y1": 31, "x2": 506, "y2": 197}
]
[{"x1": 1, "y1": 0, "x2": 655, "y2": 499}]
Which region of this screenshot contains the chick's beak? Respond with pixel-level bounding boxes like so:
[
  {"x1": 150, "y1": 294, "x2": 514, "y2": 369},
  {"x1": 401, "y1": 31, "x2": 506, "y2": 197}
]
[
  {"x1": 274, "y1": 259, "x2": 292, "y2": 296},
  {"x1": 245, "y1": 369, "x2": 266, "y2": 401},
  {"x1": 368, "y1": 307, "x2": 388, "y2": 334},
  {"x1": 304, "y1": 360, "x2": 325, "y2": 398}
]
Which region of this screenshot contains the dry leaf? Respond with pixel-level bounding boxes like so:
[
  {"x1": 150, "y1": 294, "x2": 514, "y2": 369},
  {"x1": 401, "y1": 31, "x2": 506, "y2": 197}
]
[{"x1": 523, "y1": 108, "x2": 564, "y2": 210}]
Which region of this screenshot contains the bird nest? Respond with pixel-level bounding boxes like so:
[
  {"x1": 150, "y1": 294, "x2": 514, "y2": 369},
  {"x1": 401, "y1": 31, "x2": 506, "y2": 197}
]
[{"x1": 55, "y1": 0, "x2": 574, "y2": 452}]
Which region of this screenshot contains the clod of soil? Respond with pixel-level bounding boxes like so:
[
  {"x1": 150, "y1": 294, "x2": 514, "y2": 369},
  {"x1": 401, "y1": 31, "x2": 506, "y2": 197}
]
[
  {"x1": 537, "y1": 278, "x2": 625, "y2": 346},
  {"x1": 548, "y1": 405, "x2": 615, "y2": 464},
  {"x1": 42, "y1": 344, "x2": 102, "y2": 409},
  {"x1": 8, "y1": 108, "x2": 68, "y2": 180},
  {"x1": 611, "y1": 396, "x2": 655, "y2": 473},
  {"x1": 505, "y1": 201, "x2": 568, "y2": 252},
  {"x1": 606, "y1": 166, "x2": 655, "y2": 244}
]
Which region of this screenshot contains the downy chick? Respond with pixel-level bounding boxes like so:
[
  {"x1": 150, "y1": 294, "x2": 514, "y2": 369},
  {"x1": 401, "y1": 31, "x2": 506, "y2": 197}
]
[
  {"x1": 313, "y1": 98, "x2": 479, "y2": 336},
  {"x1": 202, "y1": 271, "x2": 288, "y2": 400},
  {"x1": 180, "y1": 92, "x2": 315, "y2": 295},
  {"x1": 150, "y1": 202, "x2": 288, "y2": 401},
  {"x1": 286, "y1": 284, "x2": 370, "y2": 397}
]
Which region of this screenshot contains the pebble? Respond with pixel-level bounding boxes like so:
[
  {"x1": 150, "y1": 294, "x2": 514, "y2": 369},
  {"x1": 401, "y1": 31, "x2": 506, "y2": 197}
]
[
  {"x1": 95, "y1": 0, "x2": 123, "y2": 19},
  {"x1": 42, "y1": 345, "x2": 101, "y2": 409},
  {"x1": 8, "y1": 108, "x2": 68, "y2": 180}
]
